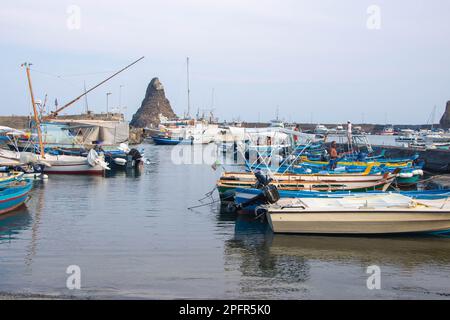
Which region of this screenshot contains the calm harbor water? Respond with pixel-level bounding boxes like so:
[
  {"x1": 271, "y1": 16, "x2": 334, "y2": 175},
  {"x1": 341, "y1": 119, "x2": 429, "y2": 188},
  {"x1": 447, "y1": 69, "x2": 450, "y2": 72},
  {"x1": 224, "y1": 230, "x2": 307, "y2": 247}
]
[{"x1": 1, "y1": 143, "x2": 450, "y2": 299}]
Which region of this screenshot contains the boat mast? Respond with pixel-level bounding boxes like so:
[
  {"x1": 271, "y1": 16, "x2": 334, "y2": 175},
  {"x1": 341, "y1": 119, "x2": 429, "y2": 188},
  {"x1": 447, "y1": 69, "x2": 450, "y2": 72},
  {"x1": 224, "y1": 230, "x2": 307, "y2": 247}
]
[
  {"x1": 431, "y1": 105, "x2": 436, "y2": 131},
  {"x1": 22, "y1": 62, "x2": 46, "y2": 159},
  {"x1": 186, "y1": 57, "x2": 191, "y2": 118},
  {"x1": 83, "y1": 81, "x2": 89, "y2": 113}
]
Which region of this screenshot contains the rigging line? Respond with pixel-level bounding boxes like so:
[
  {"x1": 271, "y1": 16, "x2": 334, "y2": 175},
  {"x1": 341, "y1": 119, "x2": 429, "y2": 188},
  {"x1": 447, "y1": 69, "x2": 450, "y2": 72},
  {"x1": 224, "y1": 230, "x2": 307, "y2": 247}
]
[
  {"x1": 29, "y1": 68, "x2": 81, "y2": 88},
  {"x1": 188, "y1": 198, "x2": 221, "y2": 210},
  {"x1": 56, "y1": 71, "x2": 116, "y2": 78},
  {"x1": 280, "y1": 140, "x2": 312, "y2": 175},
  {"x1": 29, "y1": 68, "x2": 116, "y2": 78}
]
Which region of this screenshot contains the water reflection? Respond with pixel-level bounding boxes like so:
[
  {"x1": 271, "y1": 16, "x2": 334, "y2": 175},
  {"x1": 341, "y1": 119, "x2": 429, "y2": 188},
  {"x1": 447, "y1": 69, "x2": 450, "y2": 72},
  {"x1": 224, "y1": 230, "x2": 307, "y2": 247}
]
[
  {"x1": 229, "y1": 215, "x2": 450, "y2": 271},
  {"x1": 224, "y1": 216, "x2": 310, "y2": 298},
  {"x1": 268, "y1": 234, "x2": 450, "y2": 267},
  {"x1": 25, "y1": 181, "x2": 47, "y2": 268},
  {"x1": 0, "y1": 208, "x2": 32, "y2": 242},
  {"x1": 105, "y1": 166, "x2": 143, "y2": 179}
]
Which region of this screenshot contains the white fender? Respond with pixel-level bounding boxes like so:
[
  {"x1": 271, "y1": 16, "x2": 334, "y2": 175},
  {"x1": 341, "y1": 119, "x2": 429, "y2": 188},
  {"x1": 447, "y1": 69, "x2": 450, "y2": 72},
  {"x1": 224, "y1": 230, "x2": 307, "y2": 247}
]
[{"x1": 114, "y1": 158, "x2": 127, "y2": 166}]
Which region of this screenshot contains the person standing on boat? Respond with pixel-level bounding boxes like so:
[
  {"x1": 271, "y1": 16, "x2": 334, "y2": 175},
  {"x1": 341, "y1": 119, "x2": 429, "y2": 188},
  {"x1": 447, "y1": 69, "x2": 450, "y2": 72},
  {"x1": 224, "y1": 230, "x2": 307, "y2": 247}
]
[
  {"x1": 329, "y1": 141, "x2": 339, "y2": 170},
  {"x1": 347, "y1": 120, "x2": 353, "y2": 153},
  {"x1": 293, "y1": 125, "x2": 300, "y2": 145}
]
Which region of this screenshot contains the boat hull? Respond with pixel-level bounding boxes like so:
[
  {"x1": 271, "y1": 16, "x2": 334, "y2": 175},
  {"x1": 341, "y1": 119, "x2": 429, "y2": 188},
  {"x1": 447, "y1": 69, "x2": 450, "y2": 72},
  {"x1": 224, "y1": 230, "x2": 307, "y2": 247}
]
[
  {"x1": 217, "y1": 171, "x2": 397, "y2": 203},
  {"x1": 0, "y1": 181, "x2": 33, "y2": 215},
  {"x1": 267, "y1": 210, "x2": 450, "y2": 235},
  {"x1": 301, "y1": 157, "x2": 411, "y2": 168},
  {"x1": 217, "y1": 179, "x2": 393, "y2": 204},
  {"x1": 152, "y1": 136, "x2": 183, "y2": 145},
  {"x1": 42, "y1": 161, "x2": 104, "y2": 175}
]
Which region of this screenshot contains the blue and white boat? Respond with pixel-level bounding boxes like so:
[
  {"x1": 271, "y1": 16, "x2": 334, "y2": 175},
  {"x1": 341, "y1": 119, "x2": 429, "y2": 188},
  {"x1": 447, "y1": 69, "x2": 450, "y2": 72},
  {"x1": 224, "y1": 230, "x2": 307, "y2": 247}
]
[
  {"x1": 0, "y1": 179, "x2": 32, "y2": 215},
  {"x1": 152, "y1": 135, "x2": 186, "y2": 145}
]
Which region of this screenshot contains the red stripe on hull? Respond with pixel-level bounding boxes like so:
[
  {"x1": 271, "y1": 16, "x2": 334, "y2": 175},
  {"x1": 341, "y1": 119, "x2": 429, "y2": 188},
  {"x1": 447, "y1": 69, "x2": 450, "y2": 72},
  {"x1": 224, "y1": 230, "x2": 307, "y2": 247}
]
[
  {"x1": 0, "y1": 192, "x2": 29, "y2": 204},
  {"x1": 0, "y1": 197, "x2": 28, "y2": 215}
]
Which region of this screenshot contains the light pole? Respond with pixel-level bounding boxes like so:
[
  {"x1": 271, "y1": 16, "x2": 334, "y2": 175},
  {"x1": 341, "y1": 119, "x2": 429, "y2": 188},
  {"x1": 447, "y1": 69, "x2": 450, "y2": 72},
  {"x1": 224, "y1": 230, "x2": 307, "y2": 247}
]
[
  {"x1": 106, "y1": 92, "x2": 112, "y2": 114},
  {"x1": 119, "y1": 85, "x2": 124, "y2": 111}
]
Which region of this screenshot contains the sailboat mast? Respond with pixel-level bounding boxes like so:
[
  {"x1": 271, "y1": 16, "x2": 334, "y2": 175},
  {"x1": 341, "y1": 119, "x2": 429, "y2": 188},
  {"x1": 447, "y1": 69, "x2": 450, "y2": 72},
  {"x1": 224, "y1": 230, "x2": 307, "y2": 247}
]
[
  {"x1": 431, "y1": 105, "x2": 436, "y2": 131},
  {"x1": 186, "y1": 57, "x2": 191, "y2": 118},
  {"x1": 23, "y1": 62, "x2": 45, "y2": 159},
  {"x1": 83, "y1": 81, "x2": 89, "y2": 113}
]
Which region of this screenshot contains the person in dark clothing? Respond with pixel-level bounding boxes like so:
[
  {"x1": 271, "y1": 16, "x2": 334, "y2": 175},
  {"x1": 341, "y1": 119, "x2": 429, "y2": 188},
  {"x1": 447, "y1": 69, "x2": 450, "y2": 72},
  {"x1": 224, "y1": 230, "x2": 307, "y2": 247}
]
[{"x1": 328, "y1": 141, "x2": 339, "y2": 170}]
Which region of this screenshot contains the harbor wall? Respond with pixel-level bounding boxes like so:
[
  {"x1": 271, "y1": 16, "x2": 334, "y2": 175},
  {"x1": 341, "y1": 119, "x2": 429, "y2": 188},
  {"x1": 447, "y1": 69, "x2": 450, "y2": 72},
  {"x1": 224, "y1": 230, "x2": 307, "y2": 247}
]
[
  {"x1": 0, "y1": 116, "x2": 30, "y2": 129},
  {"x1": 368, "y1": 145, "x2": 450, "y2": 173}
]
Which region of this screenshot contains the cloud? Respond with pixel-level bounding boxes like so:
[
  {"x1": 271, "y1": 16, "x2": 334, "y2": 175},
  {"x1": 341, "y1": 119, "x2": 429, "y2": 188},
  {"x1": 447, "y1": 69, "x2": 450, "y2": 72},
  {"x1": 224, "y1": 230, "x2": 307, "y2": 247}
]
[{"x1": 1, "y1": 0, "x2": 450, "y2": 123}]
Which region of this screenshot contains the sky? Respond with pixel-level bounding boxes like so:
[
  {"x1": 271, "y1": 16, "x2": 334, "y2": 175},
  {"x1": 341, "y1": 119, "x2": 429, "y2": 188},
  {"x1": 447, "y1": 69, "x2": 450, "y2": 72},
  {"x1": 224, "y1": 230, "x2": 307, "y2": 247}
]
[{"x1": 0, "y1": 0, "x2": 449, "y2": 124}]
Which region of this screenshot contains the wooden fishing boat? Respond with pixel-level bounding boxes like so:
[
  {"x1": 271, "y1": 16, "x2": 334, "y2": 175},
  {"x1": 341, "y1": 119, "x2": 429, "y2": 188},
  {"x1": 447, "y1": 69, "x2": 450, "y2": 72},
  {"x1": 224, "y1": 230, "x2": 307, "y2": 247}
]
[
  {"x1": 217, "y1": 170, "x2": 398, "y2": 203},
  {"x1": 0, "y1": 171, "x2": 24, "y2": 185},
  {"x1": 287, "y1": 160, "x2": 423, "y2": 187},
  {"x1": 300, "y1": 156, "x2": 412, "y2": 168},
  {"x1": 265, "y1": 194, "x2": 450, "y2": 235},
  {"x1": 0, "y1": 179, "x2": 33, "y2": 215}
]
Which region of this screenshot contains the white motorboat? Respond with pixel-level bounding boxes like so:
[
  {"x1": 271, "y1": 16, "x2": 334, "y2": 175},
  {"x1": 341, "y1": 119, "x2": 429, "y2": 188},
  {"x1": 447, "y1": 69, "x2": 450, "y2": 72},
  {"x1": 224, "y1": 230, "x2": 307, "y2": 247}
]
[
  {"x1": 265, "y1": 194, "x2": 450, "y2": 235},
  {"x1": 314, "y1": 124, "x2": 328, "y2": 135},
  {"x1": 0, "y1": 148, "x2": 109, "y2": 175}
]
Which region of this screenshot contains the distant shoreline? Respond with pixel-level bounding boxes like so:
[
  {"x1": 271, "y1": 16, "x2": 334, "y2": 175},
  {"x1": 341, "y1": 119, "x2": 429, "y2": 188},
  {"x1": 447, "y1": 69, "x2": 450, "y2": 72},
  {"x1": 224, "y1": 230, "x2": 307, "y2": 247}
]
[{"x1": 0, "y1": 115, "x2": 442, "y2": 131}]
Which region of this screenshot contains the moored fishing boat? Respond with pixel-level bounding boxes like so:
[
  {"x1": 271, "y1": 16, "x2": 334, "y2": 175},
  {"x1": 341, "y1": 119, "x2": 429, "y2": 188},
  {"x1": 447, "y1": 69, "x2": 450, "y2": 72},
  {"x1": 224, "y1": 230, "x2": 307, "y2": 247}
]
[
  {"x1": 1, "y1": 148, "x2": 109, "y2": 175},
  {"x1": 217, "y1": 170, "x2": 399, "y2": 203},
  {"x1": 152, "y1": 135, "x2": 185, "y2": 145},
  {"x1": 233, "y1": 187, "x2": 450, "y2": 213},
  {"x1": 0, "y1": 179, "x2": 33, "y2": 215},
  {"x1": 0, "y1": 171, "x2": 24, "y2": 185},
  {"x1": 40, "y1": 149, "x2": 109, "y2": 175},
  {"x1": 300, "y1": 156, "x2": 413, "y2": 168},
  {"x1": 264, "y1": 194, "x2": 450, "y2": 235}
]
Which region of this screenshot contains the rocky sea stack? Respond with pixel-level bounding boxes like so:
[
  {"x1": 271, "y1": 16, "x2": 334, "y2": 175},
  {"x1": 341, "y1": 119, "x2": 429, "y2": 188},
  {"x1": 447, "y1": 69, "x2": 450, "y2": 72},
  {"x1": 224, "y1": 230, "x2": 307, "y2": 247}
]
[
  {"x1": 130, "y1": 78, "x2": 176, "y2": 128},
  {"x1": 439, "y1": 101, "x2": 450, "y2": 128}
]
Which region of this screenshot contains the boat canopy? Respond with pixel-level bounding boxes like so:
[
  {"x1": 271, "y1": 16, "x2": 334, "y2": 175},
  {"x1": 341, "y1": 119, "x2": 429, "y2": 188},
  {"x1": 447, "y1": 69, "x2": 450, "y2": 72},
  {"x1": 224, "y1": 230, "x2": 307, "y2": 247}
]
[{"x1": 39, "y1": 119, "x2": 129, "y2": 146}]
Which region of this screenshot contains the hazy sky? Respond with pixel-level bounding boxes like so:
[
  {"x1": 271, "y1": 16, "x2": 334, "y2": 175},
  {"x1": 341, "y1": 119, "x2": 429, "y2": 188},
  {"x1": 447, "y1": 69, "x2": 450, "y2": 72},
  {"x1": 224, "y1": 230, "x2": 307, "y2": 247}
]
[{"x1": 1, "y1": 0, "x2": 449, "y2": 124}]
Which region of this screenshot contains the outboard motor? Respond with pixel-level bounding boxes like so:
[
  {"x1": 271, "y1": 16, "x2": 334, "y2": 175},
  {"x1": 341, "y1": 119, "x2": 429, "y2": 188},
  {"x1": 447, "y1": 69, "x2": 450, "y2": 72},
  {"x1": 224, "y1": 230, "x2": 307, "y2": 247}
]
[
  {"x1": 233, "y1": 171, "x2": 280, "y2": 212},
  {"x1": 128, "y1": 148, "x2": 142, "y2": 161},
  {"x1": 126, "y1": 148, "x2": 143, "y2": 169},
  {"x1": 254, "y1": 171, "x2": 272, "y2": 187},
  {"x1": 262, "y1": 184, "x2": 280, "y2": 204}
]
